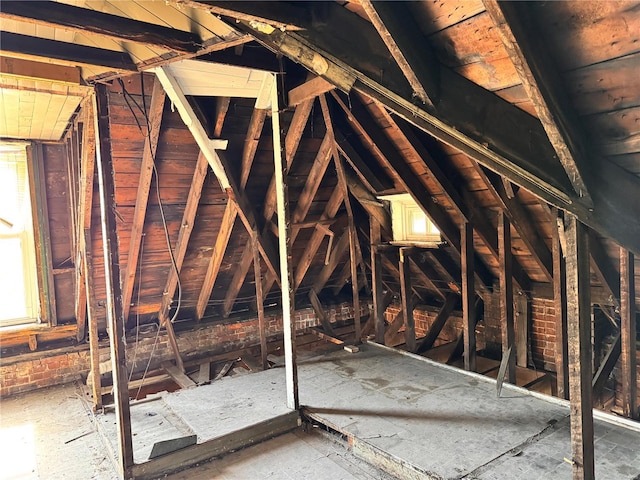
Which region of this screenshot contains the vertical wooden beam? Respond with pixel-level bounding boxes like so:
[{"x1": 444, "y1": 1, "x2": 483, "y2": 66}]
[
  {"x1": 370, "y1": 218, "x2": 385, "y2": 344},
  {"x1": 565, "y1": 214, "x2": 594, "y2": 480},
  {"x1": 122, "y1": 77, "x2": 166, "y2": 322},
  {"x1": 553, "y1": 208, "x2": 569, "y2": 399},
  {"x1": 462, "y1": 222, "x2": 476, "y2": 371},
  {"x1": 271, "y1": 80, "x2": 298, "y2": 410},
  {"x1": 498, "y1": 211, "x2": 516, "y2": 384},
  {"x1": 399, "y1": 247, "x2": 416, "y2": 352},
  {"x1": 620, "y1": 247, "x2": 637, "y2": 419},
  {"x1": 515, "y1": 293, "x2": 529, "y2": 368},
  {"x1": 85, "y1": 227, "x2": 102, "y2": 411},
  {"x1": 28, "y1": 144, "x2": 57, "y2": 326},
  {"x1": 252, "y1": 232, "x2": 268, "y2": 370},
  {"x1": 94, "y1": 85, "x2": 133, "y2": 477}
]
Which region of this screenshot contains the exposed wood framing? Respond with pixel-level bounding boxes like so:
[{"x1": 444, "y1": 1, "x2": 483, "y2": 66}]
[
  {"x1": 28, "y1": 144, "x2": 57, "y2": 326},
  {"x1": 0, "y1": 1, "x2": 203, "y2": 53},
  {"x1": 620, "y1": 247, "x2": 637, "y2": 419},
  {"x1": 288, "y1": 76, "x2": 334, "y2": 107},
  {"x1": 309, "y1": 288, "x2": 335, "y2": 336},
  {"x1": 294, "y1": 187, "x2": 344, "y2": 290},
  {"x1": 234, "y1": 2, "x2": 640, "y2": 257},
  {"x1": 565, "y1": 215, "x2": 594, "y2": 480},
  {"x1": 312, "y1": 230, "x2": 350, "y2": 293},
  {"x1": 158, "y1": 152, "x2": 209, "y2": 324},
  {"x1": 195, "y1": 199, "x2": 237, "y2": 319},
  {"x1": 515, "y1": 293, "x2": 529, "y2": 368},
  {"x1": 94, "y1": 84, "x2": 133, "y2": 477},
  {"x1": 239, "y1": 107, "x2": 267, "y2": 188},
  {"x1": 359, "y1": 0, "x2": 439, "y2": 110},
  {"x1": 592, "y1": 333, "x2": 621, "y2": 398},
  {"x1": 271, "y1": 82, "x2": 298, "y2": 410},
  {"x1": 333, "y1": 91, "x2": 493, "y2": 298},
  {"x1": 588, "y1": 230, "x2": 620, "y2": 304},
  {"x1": 224, "y1": 99, "x2": 313, "y2": 313},
  {"x1": 461, "y1": 222, "x2": 476, "y2": 372},
  {"x1": 213, "y1": 97, "x2": 231, "y2": 138},
  {"x1": 483, "y1": 0, "x2": 593, "y2": 204},
  {"x1": 474, "y1": 166, "x2": 553, "y2": 282},
  {"x1": 417, "y1": 293, "x2": 458, "y2": 354},
  {"x1": 370, "y1": 217, "x2": 385, "y2": 344},
  {"x1": 122, "y1": 77, "x2": 166, "y2": 322},
  {"x1": 324, "y1": 94, "x2": 362, "y2": 342},
  {"x1": 252, "y1": 232, "x2": 269, "y2": 371},
  {"x1": 131, "y1": 411, "x2": 300, "y2": 480},
  {"x1": 498, "y1": 211, "x2": 516, "y2": 384},
  {"x1": 336, "y1": 131, "x2": 392, "y2": 195},
  {"x1": 0, "y1": 31, "x2": 137, "y2": 72},
  {"x1": 399, "y1": 247, "x2": 416, "y2": 352},
  {"x1": 553, "y1": 209, "x2": 569, "y2": 400}
]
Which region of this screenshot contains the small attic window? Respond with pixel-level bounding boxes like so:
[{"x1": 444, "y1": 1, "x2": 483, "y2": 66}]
[{"x1": 379, "y1": 193, "x2": 441, "y2": 246}]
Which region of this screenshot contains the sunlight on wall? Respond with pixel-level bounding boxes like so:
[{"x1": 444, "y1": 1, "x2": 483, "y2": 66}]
[{"x1": 0, "y1": 424, "x2": 38, "y2": 479}]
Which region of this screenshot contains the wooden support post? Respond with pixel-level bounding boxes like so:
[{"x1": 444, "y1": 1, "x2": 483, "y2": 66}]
[
  {"x1": 565, "y1": 214, "x2": 594, "y2": 480},
  {"x1": 85, "y1": 228, "x2": 102, "y2": 411},
  {"x1": 309, "y1": 288, "x2": 335, "y2": 336},
  {"x1": 94, "y1": 86, "x2": 133, "y2": 477},
  {"x1": 252, "y1": 232, "x2": 268, "y2": 370},
  {"x1": 462, "y1": 222, "x2": 476, "y2": 371},
  {"x1": 515, "y1": 293, "x2": 529, "y2": 368},
  {"x1": 271, "y1": 80, "x2": 298, "y2": 410},
  {"x1": 553, "y1": 208, "x2": 569, "y2": 399},
  {"x1": 498, "y1": 211, "x2": 516, "y2": 384},
  {"x1": 620, "y1": 247, "x2": 637, "y2": 419},
  {"x1": 370, "y1": 218, "x2": 385, "y2": 344},
  {"x1": 399, "y1": 247, "x2": 416, "y2": 352}
]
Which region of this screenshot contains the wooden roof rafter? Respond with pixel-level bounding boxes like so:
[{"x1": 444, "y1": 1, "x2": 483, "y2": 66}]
[
  {"x1": 359, "y1": 0, "x2": 440, "y2": 111},
  {"x1": 220, "y1": 98, "x2": 314, "y2": 316},
  {"x1": 483, "y1": 0, "x2": 593, "y2": 205},
  {"x1": 121, "y1": 77, "x2": 166, "y2": 322},
  {"x1": 220, "y1": 1, "x2": 640, "y2": 256}
]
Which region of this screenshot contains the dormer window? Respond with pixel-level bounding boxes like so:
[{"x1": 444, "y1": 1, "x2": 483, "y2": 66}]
[{"x1": 378, "y1": 193, "x2": 441, "y2": 246}]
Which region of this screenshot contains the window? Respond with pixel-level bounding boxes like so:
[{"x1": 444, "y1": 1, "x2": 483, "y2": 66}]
[
  {"x1": 0, "y1": 143, "x2": 39, "y2": 326},
  {"x1": 379, "y1": 193, "x2": 441, "y2": 245}
]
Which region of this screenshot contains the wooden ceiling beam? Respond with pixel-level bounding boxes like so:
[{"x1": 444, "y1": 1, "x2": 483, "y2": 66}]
[
  {"x1": 359, "y1": 0, "x2": 439, "y2": 110},
  {"x1": 0, "y1": 1, "x2": 202, "y2": 53},
  {"x1": 483, "y1": 0, "x2": 593, "y2": 205},
  {"x1": 289, "y1": 76, "x2": 334, "y2": 107},
  {"x1": 240, "y1": 108, "x2": 267, "y2": 189},
  {"x1": 229, "y1": 1, "x2": 640, "y2": 257},
  {"x1": 344, "y1": 167, "x2": 391, "y2": 236},
  {"x1": 0, "y1": 31, "x2": 137, "y2": 72}
]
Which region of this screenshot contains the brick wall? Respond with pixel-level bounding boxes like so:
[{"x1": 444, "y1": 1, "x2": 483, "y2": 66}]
[
  {"x1": 0, "y1": 303, "x2": 367, "y2": 397},
  {"x1": 530, "y1": 298, "x2": 557, "y2": 371}
]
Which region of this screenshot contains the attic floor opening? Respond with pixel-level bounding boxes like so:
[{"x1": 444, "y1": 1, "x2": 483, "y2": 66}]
[{"x1": 0, "y1": 142, "x2": 39, "y2": 327}]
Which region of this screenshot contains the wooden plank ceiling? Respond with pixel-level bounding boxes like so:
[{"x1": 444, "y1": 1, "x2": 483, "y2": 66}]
[{"x1": 1, "y1": 0, "x2": 639, "y2": 328}]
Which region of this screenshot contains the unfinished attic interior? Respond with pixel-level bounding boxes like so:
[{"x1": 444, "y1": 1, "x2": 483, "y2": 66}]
[{"x1": 2, "y1": 0, "x2": 640, "y2": 478}]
